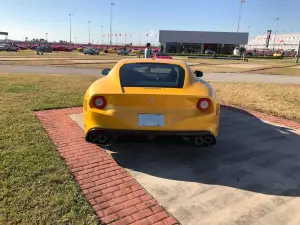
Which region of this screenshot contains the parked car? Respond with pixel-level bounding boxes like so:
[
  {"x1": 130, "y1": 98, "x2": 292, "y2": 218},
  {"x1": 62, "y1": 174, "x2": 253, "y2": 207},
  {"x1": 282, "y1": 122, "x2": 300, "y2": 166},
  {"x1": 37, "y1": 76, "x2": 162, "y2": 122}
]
[
  {"x1": 104, "y1": 48, "x2": 117, "y2": 53},
  {"x1": 204, "y1": 49, "x2": 215, "y2": 54},
  {"x1": 53, "y1": 46, "x2": 73, "y2": 52},
  {"x1": 117, "y1": 49, "x2": 130, "y2": 55},
  {"x1": 83, "y1": 47, "x2": 100, "y2": 55},
  {"x1": 152, "y1": 52, "x2": 173, "y2": 59},
  {"x1": 83, "y1": 58, "x2": 220, "y2": 147},
  {"x1": 36, "y1": 46, "x2": 53, "y2": 53},
  {"x1": 0, "y1": 44, "x2": 18, "y2": 52},
  {"x1": 0, "y1": 44, "x2": 6, "y2": 51},
  {"x1": 131, "y1": 49, "x2": 141, "y2": 54}
]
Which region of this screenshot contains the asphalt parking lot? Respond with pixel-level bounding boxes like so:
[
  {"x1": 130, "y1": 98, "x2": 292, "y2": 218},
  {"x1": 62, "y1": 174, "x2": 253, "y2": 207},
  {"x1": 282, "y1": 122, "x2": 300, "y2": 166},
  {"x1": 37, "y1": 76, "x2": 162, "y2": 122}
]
[{"x1": 70, "y1": 107, "x2": 300, "y2": 225}]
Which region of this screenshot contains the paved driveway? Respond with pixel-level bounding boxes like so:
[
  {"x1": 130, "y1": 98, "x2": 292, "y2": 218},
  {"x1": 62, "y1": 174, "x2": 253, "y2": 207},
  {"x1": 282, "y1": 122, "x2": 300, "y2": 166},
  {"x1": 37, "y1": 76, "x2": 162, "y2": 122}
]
[
  {"x1": 70, "y1": 107, "x2": 300, "y2": 225},
  {"x1": 1, "y1": 64, "x2": 300, "y2": 84}
]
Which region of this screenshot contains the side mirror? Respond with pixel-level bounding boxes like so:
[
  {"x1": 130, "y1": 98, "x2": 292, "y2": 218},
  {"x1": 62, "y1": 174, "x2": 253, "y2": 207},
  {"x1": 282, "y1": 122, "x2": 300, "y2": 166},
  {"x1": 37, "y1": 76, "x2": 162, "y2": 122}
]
[
  {"x1": 194, "y1": 70, "x2": 203, "y2": 77},
  {"x1": 102, "y1": 68, "x2": 111, "y2": 75}
]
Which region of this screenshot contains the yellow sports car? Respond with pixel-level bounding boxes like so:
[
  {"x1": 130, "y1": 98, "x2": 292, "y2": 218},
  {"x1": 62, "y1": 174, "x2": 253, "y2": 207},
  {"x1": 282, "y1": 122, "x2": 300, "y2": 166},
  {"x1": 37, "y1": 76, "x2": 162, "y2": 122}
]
[{"x1": 83, "y1": 58, "x2": 220, "y2": 147}]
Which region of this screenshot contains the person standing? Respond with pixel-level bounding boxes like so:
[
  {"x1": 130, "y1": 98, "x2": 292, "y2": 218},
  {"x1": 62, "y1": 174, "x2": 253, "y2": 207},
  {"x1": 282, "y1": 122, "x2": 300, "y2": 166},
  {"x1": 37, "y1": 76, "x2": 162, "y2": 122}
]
[{"x1": 144, "y1": 42, "x2": 152, "y2": 58}]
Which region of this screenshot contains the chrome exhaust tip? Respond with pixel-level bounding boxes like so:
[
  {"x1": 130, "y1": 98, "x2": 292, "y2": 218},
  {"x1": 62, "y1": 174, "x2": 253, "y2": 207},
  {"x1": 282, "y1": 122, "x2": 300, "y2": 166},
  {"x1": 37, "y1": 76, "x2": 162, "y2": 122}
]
[
  {"x1": 204, "y1": 136, "x2": 213, "y2": 145},
  {"x1": 98, "y1": 135, "x2": 107, "y2": 143},
  {"x1": 195, "y1": 137, "x2": 204, "y2": 146}
]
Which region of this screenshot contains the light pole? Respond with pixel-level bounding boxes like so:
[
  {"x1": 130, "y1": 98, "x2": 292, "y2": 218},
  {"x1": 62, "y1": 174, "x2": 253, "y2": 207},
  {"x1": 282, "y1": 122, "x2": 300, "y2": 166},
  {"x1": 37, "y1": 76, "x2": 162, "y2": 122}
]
[
  {"x1": 273, "y1": 18, "x2": 279, "y2": 51},
  {"x1": 237, "y1": 0, "x2": 245, "y2": 32},
  {"x1": 88, "y1": 21, "x2": 91, "y2": 44},
  {"x1": 101, "y1": 26, "x2": 103, "y2": 45},
  {"x1": 74, "y1": 36, "x2": 76, "y2": 44},
  {"x1": 69, "y1": 14, "x2": 73, "y2": 43},
  {"x1": 296, "y1": 38, "x2": 300, "y2": 63},
  {"x1": 110, "y1": 3, "x2": 115, "y2": 46}
]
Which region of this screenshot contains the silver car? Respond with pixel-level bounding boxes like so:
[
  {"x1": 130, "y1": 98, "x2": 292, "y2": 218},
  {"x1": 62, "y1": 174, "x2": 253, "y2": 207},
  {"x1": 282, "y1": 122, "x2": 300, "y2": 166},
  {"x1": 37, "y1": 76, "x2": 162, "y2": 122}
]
[
  {"x1": 0, "y1": 44, "x2": 18, "y2": 52},
  {"x1": 83, "y1": 47, "x2": 100, "y2": 55}
]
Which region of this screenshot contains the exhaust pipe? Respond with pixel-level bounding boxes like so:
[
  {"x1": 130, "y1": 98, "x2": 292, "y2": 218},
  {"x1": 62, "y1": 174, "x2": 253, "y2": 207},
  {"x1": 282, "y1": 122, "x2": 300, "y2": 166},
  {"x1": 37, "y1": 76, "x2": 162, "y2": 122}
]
[
  {"x1": 195, "y1": 137, "x2": 204, "y2": 146},
  {"x1": 98, "y1": 135, "x2": 107, "y2": 143},
  {"x1": 204, "y1": 136, "x2": 213, "y2": 145},
  {"x1": 90, "y1": 134, "x2": 98, "y2": 142}
]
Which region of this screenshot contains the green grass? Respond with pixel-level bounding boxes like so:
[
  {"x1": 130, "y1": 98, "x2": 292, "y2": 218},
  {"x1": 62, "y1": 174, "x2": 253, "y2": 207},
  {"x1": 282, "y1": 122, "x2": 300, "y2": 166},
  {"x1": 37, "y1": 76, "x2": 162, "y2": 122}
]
[
  {"x1": 0, "y1": 73, "x2": 99, "y2": 224},
  {"x1": 211, "y1": 82, "x2": 300, "y2": 122}
]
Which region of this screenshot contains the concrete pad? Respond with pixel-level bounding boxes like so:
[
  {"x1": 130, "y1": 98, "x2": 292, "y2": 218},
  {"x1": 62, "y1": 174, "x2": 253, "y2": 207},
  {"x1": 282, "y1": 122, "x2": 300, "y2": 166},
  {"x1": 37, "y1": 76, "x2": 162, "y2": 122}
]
[
  {"x1": 291, "y1": 65, "x2": 300, "y2": 69},
  {"x1": 69, "y1": 113, "x2": 84, "y2": 130},
  {"x1": 215, "y1": 63, "x2": 265, "y2": 68},
  {"x1": 67, "y1": 59, "x2": 120, "y2": 63},
  {"x1": 69, "y1": 109, "x2": 300, "y2": 225},
  {"x1": 0, "y1": 57, "x2": 74, "y2": 61},
  {"x1": 186, "y1": 62, "x2": 200, "y2": 66},
  {"x1": 66, "y1": 59, "x2": 199, "y2": 66}
]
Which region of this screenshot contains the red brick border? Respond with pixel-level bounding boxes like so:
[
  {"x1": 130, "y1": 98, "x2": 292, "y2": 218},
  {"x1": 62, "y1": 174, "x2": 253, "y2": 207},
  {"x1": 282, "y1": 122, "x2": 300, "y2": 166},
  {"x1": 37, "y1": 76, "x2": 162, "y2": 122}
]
[
  {"x1": 34, "y1": 104, "x2": 300, "y2": 225},
  {"x1": 35, "y1": 107, "x2": 179, "y2": 225}
]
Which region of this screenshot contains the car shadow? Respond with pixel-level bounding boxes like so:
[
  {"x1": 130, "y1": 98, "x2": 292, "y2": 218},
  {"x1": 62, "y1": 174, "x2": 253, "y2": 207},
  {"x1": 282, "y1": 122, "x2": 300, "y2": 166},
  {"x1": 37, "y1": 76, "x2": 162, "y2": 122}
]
[{"x1": 107, "y1": 106, "x2": 300, "y2": 197}]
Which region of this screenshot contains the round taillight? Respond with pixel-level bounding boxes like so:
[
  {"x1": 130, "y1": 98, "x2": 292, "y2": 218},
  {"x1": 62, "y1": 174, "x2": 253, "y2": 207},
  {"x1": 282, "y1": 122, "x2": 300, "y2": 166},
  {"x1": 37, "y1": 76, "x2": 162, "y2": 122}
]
[
  {"x1": 197, "y1": 98, "x2": 211, "y2": 111},
  {"x1": 93, "y1": 96, "x2": 106, "y2": 109}
]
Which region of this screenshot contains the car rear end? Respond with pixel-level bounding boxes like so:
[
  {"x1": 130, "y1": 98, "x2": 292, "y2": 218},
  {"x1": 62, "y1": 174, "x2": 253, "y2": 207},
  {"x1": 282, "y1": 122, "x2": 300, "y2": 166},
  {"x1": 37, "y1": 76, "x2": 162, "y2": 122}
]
[{"x1": 84, "y1": 61, "x2": 220, "y2": 146}]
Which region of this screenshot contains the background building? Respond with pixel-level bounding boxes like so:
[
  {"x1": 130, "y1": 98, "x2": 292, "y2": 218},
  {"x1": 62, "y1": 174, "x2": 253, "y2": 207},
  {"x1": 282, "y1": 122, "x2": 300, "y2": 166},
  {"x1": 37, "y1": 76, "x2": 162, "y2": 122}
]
[
  {"x1": 246, "y1": 33, "x2": 300, "y2": 51},
  {"x1": 159, "y1": 30, "x2": 249, "y2": 54}
]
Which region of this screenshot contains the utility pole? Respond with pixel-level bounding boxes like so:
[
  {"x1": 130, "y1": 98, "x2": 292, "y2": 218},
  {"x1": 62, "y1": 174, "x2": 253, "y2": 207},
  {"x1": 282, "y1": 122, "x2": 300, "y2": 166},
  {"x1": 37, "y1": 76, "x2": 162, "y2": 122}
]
[
  {"x1": 110, "y1": 3, "x2": 115, "y2": 46},
  {"x1": 273, "y1": 18, "x2": 279, "y2": 51},
  {"x1": 101, "y1": 26, "x2": 103, "y2": 45},
  {"x1": 69, "y1": 14, "x2": 73, "y2": 43},
  {"x1": 237, "y1": 0, "x2": 245, "y2": 32},
  {"x1": 88, "y1": 21, "x2": 91, "y2": 44},
  {"x1": 296, "y1": 39, "x2": 300, "y2": 63}
]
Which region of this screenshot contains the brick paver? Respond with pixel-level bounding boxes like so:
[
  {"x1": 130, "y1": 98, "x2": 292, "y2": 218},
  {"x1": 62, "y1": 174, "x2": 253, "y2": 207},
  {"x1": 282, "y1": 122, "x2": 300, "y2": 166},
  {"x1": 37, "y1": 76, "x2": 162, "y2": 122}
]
[{"x1": 35, "y1": 104, "x2": 300, "y2": 224}]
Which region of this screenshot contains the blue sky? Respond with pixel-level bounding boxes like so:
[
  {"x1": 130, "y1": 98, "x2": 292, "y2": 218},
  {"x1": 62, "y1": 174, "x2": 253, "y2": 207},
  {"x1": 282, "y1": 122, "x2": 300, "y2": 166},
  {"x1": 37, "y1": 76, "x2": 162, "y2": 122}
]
[{"x1": 1, "y1": 0, "x2": 299, "y2": 45}]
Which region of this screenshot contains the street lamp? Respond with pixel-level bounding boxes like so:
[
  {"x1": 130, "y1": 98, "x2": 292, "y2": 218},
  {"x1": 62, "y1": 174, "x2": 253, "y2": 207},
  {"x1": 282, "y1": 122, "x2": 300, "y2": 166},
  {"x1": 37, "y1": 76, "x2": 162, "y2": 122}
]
[
  {"x1": 110, "y1": 3, "x2": 115, "y2": 46},
  {"x1": 101, "y1": 26, "x2": 103, "y2": 45},
  {"x1": 272, "y1": 17, "x2": 279, "y2": 51},
  {"x1": 69, "y1": 14, "x2": 73, "y2": 43},
  {"x1": 237, "y1": 0, "x2": 245, "y2": 32},
  {"x1": 88, "y1": 21, "x2": 91, "y2": 44}
]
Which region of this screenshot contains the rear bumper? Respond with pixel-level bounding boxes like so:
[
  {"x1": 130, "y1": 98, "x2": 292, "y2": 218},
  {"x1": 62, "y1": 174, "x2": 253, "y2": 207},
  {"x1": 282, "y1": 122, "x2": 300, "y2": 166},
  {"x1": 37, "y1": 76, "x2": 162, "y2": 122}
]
[
  {"x1": 87, "y1": 127, "x2": 214, "y2": 136},
  {"x1": 85, "y1": 127, "x2": 217, "y2": 144}
]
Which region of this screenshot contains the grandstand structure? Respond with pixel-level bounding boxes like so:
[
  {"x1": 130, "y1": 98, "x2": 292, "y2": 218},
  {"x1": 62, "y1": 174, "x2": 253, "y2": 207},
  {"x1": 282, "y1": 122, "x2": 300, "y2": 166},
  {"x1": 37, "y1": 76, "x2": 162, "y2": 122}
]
[{"x1": 246, "y1": 33, "x2": 300, "y2": 51}]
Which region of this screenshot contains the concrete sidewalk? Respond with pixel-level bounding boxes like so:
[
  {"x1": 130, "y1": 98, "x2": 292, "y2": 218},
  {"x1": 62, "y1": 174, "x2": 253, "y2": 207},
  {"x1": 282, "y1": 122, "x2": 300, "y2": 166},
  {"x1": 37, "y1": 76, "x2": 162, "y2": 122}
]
[{"x1": 1, "y1": 64, "x2": 300, "y2": 84}]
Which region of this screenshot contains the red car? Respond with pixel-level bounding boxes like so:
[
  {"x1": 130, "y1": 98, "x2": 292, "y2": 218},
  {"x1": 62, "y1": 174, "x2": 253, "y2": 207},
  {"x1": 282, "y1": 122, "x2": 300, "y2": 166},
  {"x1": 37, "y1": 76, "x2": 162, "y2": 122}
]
[
  {"x1": 152, "y1": 52, "x2": 173, "y2": 59},
  {"x1": 54, "y1": 46, "x2": 73, "y2": 52}
]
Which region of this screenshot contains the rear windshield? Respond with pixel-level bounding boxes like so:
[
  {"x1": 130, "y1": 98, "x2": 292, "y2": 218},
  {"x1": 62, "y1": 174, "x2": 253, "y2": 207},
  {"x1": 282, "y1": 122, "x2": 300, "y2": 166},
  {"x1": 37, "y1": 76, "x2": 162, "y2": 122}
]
[{"x1": 119, "y1": 63, "x2": 185, "y2": 88}]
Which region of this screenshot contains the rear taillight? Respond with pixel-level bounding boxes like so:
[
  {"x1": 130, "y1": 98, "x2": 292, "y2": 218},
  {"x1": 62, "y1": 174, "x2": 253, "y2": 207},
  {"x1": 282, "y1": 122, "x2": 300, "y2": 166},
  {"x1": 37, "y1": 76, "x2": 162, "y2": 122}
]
[
  {"x1": 197, "y1": 98, "x2": 211, "y2": 111},
  {"x1": 92, "y1": 96, "x2": 106, "y2": 109}
]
